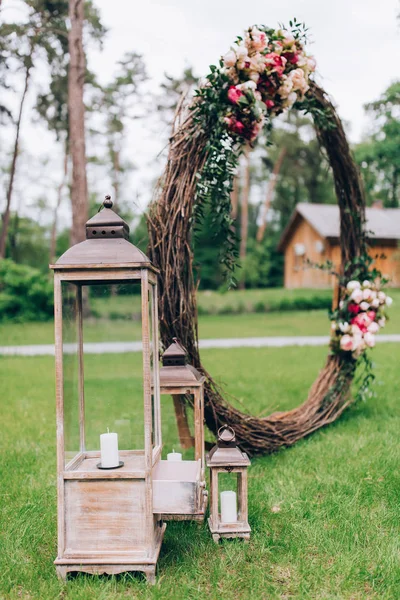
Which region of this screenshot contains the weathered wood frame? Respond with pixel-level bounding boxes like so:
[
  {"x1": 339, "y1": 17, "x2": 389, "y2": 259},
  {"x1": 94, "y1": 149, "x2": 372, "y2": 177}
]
[
  {"x1": 52, "y1": 265, "x2": 164, "y2": 584},
  {"x1": 156, "y1": 380, "x2": 208, "y2": 521},
  {"x1": 207, "y1": 465, "x2": 251, "y2": 543}
]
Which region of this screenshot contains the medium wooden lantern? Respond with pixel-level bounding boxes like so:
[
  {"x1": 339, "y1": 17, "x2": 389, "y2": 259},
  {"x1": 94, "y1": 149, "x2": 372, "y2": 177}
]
[
  {"x1": 50, "y1": 196, "x2": 164, "y2": 584},
  {"x1": 206, "y1": 425, "x2": 251, "y2": 543},
  {"x1": 152, "y1": 339, "x2": 207, "y2": 521}
]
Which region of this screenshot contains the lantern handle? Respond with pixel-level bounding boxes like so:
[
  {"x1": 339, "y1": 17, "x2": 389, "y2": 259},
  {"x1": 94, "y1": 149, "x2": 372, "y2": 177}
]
[{"x1": 217, "y1": 425, "x2": 236, "y2": 443}]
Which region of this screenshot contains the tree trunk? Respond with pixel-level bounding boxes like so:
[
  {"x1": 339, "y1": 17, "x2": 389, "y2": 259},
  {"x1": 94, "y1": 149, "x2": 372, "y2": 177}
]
[
  {"x1": 238, "y1": 149, "x2": 250, "y2": 290},
  {"x1": 50, "y1": 143, "x2": 69, "y2": 263},
  {"x1": 256, "y1": 147, "x2": 286, "y2": 243},
  {"x1": 0, "y1": 58, "x2": 32, "y2": 258},
  {"x1": 68, "y1": 0, "x2": 88, "y2": 246}
]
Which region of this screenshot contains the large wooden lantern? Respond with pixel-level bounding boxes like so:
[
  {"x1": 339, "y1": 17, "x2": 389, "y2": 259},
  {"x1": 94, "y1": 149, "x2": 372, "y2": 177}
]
[
  {"x1": 206, "y1": 426, "x2": 251, "y2": 543},
  {"x1": 51, "y1": 196, "x2": 164, "y2": 583},
  {"x1": 152, "y1": 339, "x2": 207, "y2": 521}
]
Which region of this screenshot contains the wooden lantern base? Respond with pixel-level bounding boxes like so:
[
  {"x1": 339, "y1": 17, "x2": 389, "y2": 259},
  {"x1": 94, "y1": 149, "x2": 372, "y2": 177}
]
[
  {"x1": 55, "y1": 523, "x2": 166, "y2": 584},
  {"x1": 207, "y1": 517, "x2": 251, "y2": 544}
]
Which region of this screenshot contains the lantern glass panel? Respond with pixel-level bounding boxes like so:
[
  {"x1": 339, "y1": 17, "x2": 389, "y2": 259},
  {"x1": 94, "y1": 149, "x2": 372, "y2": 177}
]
[
  {"x1": 160, "y1": 395, "x2": 195, "y2": 460},
  {"x1": 61, "y1": 279, "x2": 160, "y2": 467},
  {"x1": 82, "y1": 282, "x2": 144, "y2": 452}
]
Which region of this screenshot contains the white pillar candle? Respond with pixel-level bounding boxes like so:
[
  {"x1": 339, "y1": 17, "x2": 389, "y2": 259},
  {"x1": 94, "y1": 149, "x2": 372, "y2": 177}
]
[
  {"x1": 220, "y1": 490, "x2": 237, "y2": 523},
  {"x1": 167, "y1": 450, "x2": 182, "y2": 462},
  {"x1": 100, "y1": 431, "x2": 119, "y2": 468}
]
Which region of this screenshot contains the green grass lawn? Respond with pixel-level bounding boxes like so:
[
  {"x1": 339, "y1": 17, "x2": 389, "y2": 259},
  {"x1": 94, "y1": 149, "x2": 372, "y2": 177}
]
[
  {"x1": 1, "y1": 288, "x2": 399, "y2": 347},
  {"x1": 1, "y1": 344, "x2": 400, "y2": 599}
]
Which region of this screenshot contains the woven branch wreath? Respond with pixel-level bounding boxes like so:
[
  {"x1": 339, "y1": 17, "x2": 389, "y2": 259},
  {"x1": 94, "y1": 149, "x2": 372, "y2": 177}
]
[{"x1": 148, "y1": 23, "x2": 383, "y2": 456}]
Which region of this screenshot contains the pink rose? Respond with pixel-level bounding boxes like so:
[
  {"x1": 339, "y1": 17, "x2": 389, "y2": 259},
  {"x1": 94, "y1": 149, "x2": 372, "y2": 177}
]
[
  {"x1": 227, "y1": 86, "x2": 243, "y2": 104},
  {"x1": 231, "y1": 120, "x2": 245, "y2": 135},
  {"x1": 265, "y1": 99, "x2": 275, "y2": 109},
  {"x1": 348, "y1": 303, "x2": 360, "y2": 315},
  {"x1": 224, "y1": 116, "x2": 245, "y2": 136},
  {"x1": 367, "y1": 311, "x2": 376, "y2": 321},
  {"x1": 340, "y1": 334, "x2": 353, "y2": 352},
  {"x1": 351, "y1": 314, "x2": 370, "y2": 333},
  {"x1": 249, "y1": 118, "x2": 264, "y2": 141},
  {"x1": 264, "y1": 52, "x2": 287, "y2": 77},
  {"x1": 282, "y1": 52, "x2": 298, "y2": 65}
]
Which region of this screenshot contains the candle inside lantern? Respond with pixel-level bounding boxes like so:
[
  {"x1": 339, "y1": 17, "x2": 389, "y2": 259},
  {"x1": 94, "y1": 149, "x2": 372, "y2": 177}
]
[
  {"x1": 100, "y1": 430, "x2": 119, "y2": 468},
  {"x1": 167, "y1": 450, "x2": 182, "y2": 462},
  {"x1": 220, "y1": 490, "x2": 237, "y2": 523}
]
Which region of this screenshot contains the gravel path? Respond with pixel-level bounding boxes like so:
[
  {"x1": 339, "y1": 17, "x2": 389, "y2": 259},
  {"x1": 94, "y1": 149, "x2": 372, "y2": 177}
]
[{"x1": 1, "y1": 334, "x2": 399, "y2": 356}]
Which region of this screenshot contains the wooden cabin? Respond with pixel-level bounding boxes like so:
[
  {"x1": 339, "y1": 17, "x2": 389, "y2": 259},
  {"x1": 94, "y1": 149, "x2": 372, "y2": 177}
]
[{"x1": 278, "y1": 203, "x2": 400, "y2": 288}]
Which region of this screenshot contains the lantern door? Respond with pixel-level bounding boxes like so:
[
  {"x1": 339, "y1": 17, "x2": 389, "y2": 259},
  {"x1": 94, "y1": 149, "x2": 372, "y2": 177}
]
[{"x1": 53, "y1": 268, "x2": 164, "y2": 578}]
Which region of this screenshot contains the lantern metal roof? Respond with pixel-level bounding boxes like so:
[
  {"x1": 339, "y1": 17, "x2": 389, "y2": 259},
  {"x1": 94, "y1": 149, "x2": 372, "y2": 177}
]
[
  {"x1": 206, "y1": 425, "x2": 250, "y2": 468},
  {"x1": 50, "y1": 195, "x2": 157, "y2": 272},
  {"x1": 159, "y1": 339, "x2": 205, "y2": 387}
]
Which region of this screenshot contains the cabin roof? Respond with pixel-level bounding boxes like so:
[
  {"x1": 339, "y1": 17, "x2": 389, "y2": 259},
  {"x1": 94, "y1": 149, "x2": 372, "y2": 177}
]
[{"x1": 278, "y1": 203, "x2": 400, "y2": 251}]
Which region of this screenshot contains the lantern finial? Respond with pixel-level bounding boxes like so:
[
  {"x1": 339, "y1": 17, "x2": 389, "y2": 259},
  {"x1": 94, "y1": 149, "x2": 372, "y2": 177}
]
[{"x1": 103, "y1": 194, "x2": 113, "y2": 209}]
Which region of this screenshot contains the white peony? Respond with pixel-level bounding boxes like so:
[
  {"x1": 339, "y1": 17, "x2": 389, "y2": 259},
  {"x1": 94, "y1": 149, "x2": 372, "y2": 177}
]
[
  {"x1": 362, "y1": 280, "x2": 371, "y2": 288},
  {"x1": 378, "y1": 291, "x2": 386, "y2": 303},
  {"x1": 371, "y1": 298, "x2": 380, "y2": 308},
  {"x1": 351, "y1": 289, "x2": 363, "y2": 304},
  {"x1": 278, "y1": 76, "x2": 293, "y2": 99},
  {"x1": 378, "y1": 318, "x2": 386, "y2": 328},
  {"x1": 363, "y1": 288, "x2": 373, "y2": 301},
  {"x1": 368, "y1": 322, "x2": 379, "y2": 334},
  {"x1": 248, "y1": 70, "x2": 260, "y2": 82},
  {"x1": 386, "y1": 296, "x2": 393, "y2": 307},
  {"x1": 360, "y1": 301, "x2": 370, "y2": 311},
  {"x1": 339, "y1": 322, "x2": 350, "y2": 333},
  {"x1": 288, "y1": 68, "x2": 309, "y2": 94},
  {"x1": 236, "y1": 45, "x2": 248, "y2": 60},
  {"x1": 242, "y1": 80, "x2": 257, "y2": 90},
  {"x1": 307, "y1": 56, "x2": 317, "y2": 72},
  {"x1": 347, "y1": 280, "x2": 361, "y2": 291},
  {"x1": 364, "y1": 332, "x2": 376, "y2": 348},
  {"x1": 287, "y1": 91, "x2": 298, "y2": 107},
  {"x1": 223, "y1": 50, "x2": 237, "y2": 68}
]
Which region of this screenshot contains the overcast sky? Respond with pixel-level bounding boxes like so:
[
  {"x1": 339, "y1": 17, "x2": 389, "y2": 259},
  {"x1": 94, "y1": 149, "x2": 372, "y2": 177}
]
[{"x1": 2, "y1": 0, "x2": 400, "y2": 225}]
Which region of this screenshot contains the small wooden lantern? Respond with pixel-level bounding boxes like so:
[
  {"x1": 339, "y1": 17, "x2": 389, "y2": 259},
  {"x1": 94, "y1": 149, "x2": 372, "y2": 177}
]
[
  {"x1": 51, "y1": 196, "x2": 164, "y2": 583},
  {"x1": 152, "y1": 339, "x2": 207, "y2": 521},
  {"x1": 206, "y1": 425, "x2": 251, "y2": 543}
]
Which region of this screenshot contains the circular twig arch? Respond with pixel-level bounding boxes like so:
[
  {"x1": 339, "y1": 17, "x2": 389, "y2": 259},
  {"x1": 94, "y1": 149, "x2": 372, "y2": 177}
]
[{"x1": 148, "y1": 76, "x2": 367, "y2": 456}]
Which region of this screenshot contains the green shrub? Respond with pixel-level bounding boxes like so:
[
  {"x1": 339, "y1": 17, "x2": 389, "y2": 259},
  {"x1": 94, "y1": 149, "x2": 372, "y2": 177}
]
[{"x1": 0, "y1": 259, "x2": 54, "y2": 323}]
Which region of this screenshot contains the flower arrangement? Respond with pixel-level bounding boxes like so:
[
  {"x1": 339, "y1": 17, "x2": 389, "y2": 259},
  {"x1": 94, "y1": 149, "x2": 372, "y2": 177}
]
[
  {"x1": 220, "y1": 24, "x2": 316, "y2": 141},
  {"x1": 330, "y1": 279, "x2": 392, "y2": 358},
  {"x1": 192, "y1": 20, "x2": 322, "y2": 282}
]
